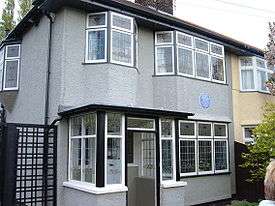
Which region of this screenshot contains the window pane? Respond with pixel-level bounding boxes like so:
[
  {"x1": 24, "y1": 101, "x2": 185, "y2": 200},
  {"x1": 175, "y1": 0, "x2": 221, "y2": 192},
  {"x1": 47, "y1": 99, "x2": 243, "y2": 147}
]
[
  {"x1": 241, "y1": 70, "x2": 254, "y2": 90},
  {"x1": 180, "y1": 122, "x2": 195, "y2": 136},
  {"x1": 177, "y1": 33, "x2": 192, "y2": 47},
  {"x1": 162, "y1": 139, "x2": 173, "y2": 180},
  {"x1": 198, "y1": 141, "x2": 212, "y2": 172},
  {"x1": 244, "y1": 127, "x2": 254, "y2": 139},
  {"x1": 88, "y1": 13, "x2": 106, "y2": 27},
  {"x1": 0, "y1": 49, "x2": 4, "y2": 90},
  {"x1": 257, "y1": 70, "x2": 268, "y2": 91},
  {"x1": 195, "y1": 38, "x2": 209, "y2": 51},
  {"x1": 70, "y1": 139, "x2": 82, "y2": 181},
  {"x1": 214, "y1": 124, "x2": 226, "y2": 137},
  {"x1": 240, "y1": 57, "x2": 253, "y2": 67},
  {"x1": 87, "y1": 30, "x2": 106, "y2": 61},
  {"x1": 127, "y1": 118, "x2": 155, "y2": 130},
  {"x1": 112, "y1": 14, "x2": 132, "y2": 31},
  {"x1": 198, "y1": 123, "x2": 212, "y2": 137},
  {"x1": 142, "y1": 133, "x2": 156, "y2": 177},
  {"x1": 215, "y1": 141, "x2": 227, "y2": 171},
  {"x1": 84, "y1": 138, "x2": 96, "y2": 183},
  {"x1": 256, "y1": 59, "x2": 266, "y2": 68},
  {"x1": 212, "y1": 56, "x2": 224, "y2": 81},
  {"x1": 161, "y1": 120, "x2": 172, "y2": 137},
  {"x1": 178, "y1": 48, "x2": 193, "y2": 75},
  {"x1": 6, "y1": 45, "x2": 20, "y2": 58},
  {"x1": 83, "y1": 113, "x2": 96, "y2": 135},
  {"x1": 108, "y1": 113, "x2": 122, "y2": 135},
  {"x1": 107, "y1": 138, "x2": 122, "y2": 184},
  {"x1": 156, "y1": 47, "x2": 173, "y2": 74},
  {"x1": 71, "y1": 116, "x2": 82, "y2": 136},
  {"x1": 180, "y1": 140, "x2": 196, "y2": 174},
  {"x1": 5, "y1": 60, "x2": 19, "y2": 88},
  {"x1": 211, "y1": 44, "x2": 223, "y2": 56},
  {"x1": 196, "y1": 52, "x2": 209, "y2": 78},
  {"x1": 112, "y1": 31, "x2": 132, "y2": 64},
  {"x1": 156, "y1": 32, "x2": 172, "y2": 44}
]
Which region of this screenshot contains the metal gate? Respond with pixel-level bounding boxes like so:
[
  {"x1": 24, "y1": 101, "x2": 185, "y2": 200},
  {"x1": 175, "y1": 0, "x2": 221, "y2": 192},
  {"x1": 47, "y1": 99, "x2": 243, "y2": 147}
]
[{"x1": 0, "y1": 123, "x2": 57, "y2": 206}]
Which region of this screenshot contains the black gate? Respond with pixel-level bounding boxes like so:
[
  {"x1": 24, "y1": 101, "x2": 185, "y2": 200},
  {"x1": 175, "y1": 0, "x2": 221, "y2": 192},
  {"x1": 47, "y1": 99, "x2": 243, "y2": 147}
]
[{"x1": 0, "y1": 123, "x2": 57, "y2": 206}]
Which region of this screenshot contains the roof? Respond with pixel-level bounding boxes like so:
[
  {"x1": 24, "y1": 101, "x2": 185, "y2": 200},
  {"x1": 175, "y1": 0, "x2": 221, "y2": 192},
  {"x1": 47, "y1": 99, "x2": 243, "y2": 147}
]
[
  {"x1": 58, "y1": 104, "x2": 194, "y2": 118},
  {"x1": 2, "y1": 0, "x2": 264, "y2": 57}
]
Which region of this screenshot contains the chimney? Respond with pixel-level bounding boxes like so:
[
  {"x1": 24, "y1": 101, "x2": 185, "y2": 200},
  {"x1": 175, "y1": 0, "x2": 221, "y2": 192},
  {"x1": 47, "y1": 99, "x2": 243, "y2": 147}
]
[{"x1": 134, "y1": 0, "x2": 175, "y2": 15}]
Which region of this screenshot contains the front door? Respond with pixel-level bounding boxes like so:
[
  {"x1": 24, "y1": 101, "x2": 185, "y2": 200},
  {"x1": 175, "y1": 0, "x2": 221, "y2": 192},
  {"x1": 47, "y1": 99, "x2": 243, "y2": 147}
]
[{"x1": 127, "y1": 132, "x2": 156, "y2": 206}]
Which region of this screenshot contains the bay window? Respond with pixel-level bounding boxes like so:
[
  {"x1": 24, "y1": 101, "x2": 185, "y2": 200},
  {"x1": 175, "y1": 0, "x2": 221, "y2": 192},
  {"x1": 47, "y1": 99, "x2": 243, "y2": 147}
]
[
  {"x1": 69, "y1": 113, "x2": 97, "y2": 184},
  {"x1": 156, "y1": 31, "x2": 226, "y2": 83},
  {"x1": 155, "y1": 31, "x2": 174, "y2": 75},
  {"x1": 106, "y1": 113, "x2": 125, "y2": 185},
  {"x1": 85, "y1": 12, "x2": 135, "y2": 67},
  {"x1": 160, "y1": 119, "x2": 175, "y2": 181},
  {"x1": 179, "y1": 121, "x2": 229, "y2": 177},
  {"x1": 240, "y1": 57, "x2": 273, "y2": 92}
]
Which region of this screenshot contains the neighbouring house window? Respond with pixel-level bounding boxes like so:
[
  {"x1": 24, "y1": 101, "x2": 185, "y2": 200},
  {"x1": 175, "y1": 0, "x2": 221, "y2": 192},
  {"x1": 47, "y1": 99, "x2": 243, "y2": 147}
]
[
  {"x1": 155, "y1": 31, "x2": 174, "y2": 75},
  {"x1": 86, "y1": 12, "x2": 107, "y2": 63},
  {"x1": 2, "y1": 44, "x2": 21, "y2": 90},
  {"x1": 243, "y1": 126, "x2": 256, "y2": 144},
  {"x1": 160, "y1": 119, "x2": 175, "y2": 181},
  {"x1": 179, "y1": 121, "x2": 229, "y2": 176},
  {"x1": 111, "y1": 13, "x2": 134, "y2": 66},
  {"x1": 106, "y1": 113, "x2": 125, "y2": 185},
  {"x1": 69, "y1": 113, "x2": 97, "y2": 184},
  {"x1": 240, "y1": 57, "x2": 272, "y2": 92}
]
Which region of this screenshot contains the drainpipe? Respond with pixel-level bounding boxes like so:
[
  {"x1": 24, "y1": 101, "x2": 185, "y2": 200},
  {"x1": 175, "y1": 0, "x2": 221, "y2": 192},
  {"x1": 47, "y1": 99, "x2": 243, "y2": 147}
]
[{"x1": 44, "y1": 12, "x2": 55, "y2": 125}]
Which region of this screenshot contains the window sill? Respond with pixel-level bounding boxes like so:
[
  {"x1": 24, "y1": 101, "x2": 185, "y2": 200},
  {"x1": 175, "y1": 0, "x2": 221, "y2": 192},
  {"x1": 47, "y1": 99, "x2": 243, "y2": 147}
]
[
  {"x1": 181, "y1": 171, "x2": 231, "y2": 178},
  {"x1": 63, "y1": 181, "x2": 128, "y2": 195},
  {"x1": 161, "y1": 180, "x2": 187, "y2": 189},
  {"x1": 152, "y1": 74, "x2": 228, "y2": 86},
  {"x1": 82, "y1": 62, "x2": 138, "y2": 71},
  {"x1": 239, "y1": 90, "x2": 271, "y2": 95}
]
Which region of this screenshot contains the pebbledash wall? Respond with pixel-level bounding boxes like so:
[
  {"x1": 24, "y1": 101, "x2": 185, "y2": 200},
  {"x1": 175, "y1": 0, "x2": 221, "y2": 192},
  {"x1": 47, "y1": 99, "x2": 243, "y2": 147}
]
[{"x1": 0, "y1": 6, "x2": 235, "y2": 206}]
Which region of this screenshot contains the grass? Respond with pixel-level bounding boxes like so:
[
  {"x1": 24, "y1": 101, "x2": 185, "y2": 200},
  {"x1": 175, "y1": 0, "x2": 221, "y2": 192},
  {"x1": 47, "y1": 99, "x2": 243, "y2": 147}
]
[{"x1": 229, "y1": 200, "x2": 259, "y2": 206}]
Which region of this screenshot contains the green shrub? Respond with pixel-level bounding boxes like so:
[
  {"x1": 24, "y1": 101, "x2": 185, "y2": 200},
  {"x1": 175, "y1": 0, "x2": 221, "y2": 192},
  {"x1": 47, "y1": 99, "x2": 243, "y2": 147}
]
[{"x1": 230, "y1": 200, "x2": 258, "y2": 206}]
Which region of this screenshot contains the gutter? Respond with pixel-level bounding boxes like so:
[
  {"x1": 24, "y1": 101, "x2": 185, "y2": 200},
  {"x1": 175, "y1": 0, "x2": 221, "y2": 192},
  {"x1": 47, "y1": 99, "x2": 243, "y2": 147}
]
[{"x1": 44, "y1": 12, "x2": 55, "y2": 125}]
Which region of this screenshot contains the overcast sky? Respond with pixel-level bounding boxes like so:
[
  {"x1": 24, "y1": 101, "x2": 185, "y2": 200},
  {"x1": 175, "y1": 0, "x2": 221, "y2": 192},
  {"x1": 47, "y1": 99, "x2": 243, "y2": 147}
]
[{"x1": 0, "y1": 0, "x2": 274, "y2": 49}]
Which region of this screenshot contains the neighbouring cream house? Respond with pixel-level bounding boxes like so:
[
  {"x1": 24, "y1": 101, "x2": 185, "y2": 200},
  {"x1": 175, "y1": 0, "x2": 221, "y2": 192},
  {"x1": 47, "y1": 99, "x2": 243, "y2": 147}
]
[{"x1": 231, "y1": 55, "x2": 275, "y2": 144}]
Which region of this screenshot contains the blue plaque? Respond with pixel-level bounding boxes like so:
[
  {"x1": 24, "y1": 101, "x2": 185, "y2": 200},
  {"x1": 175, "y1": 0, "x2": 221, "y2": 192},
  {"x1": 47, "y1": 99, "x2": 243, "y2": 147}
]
[{"x1": 199, "y1": 94, "x2": 211, "y2": 109}]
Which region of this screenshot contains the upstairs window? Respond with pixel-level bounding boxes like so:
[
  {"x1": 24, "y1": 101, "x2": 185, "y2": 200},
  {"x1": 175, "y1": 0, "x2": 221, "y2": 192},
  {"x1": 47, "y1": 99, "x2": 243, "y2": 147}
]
[
  {"x1": 240, "y1": 57, "x2": 272, "y2": 92},
  {"x1": 86, "y1": 12, "x2": 107, "y2": 63},
  {"x1": 0, "y1": 44, "x2": 21, "y2": 91},
  {"x1": 85, "y1": 12, "x2": 135, "y2": 67},
  {"x1": 155, "y1": 31, "x2": 174, "y2": 75},
  {"x1": 155, "y1": 31, "x2": 226, "y2": 83},
  {"x1": 111, "y1": 13, "x2": 134, "y2": 67}
]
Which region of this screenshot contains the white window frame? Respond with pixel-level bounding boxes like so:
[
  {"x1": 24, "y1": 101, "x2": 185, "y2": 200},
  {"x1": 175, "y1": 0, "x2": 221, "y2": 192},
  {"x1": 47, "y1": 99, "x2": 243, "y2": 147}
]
[
  {"x1": 179, "y1": 139, "x2": 197, "y2": 177},
  {"x1": 211, "y1": 55, "x2": 226, "y2": 84},
  {"x1": 197, "y1": 122, "x2": 213, "y2": 139},
  {"x1": 85, "y1": 28, "x2": 108, "y2": 63},
  {"x1": 179, "y1": 120, "x2": 196, "y2": 139},
  {"x1": 3, "y1": 45, "x2": 21, "y2": 91},
  {"x1": 197, "y1": 139, "x2": 214, "y2": 175},
  {"x1": 214, "y1": 139, "x2": 229, "y2": 173},
  {"x1": 176, "y1": 31, "x2": 193, "y2": 49},
  {"x1": 85, "y1": 12, "x2": 108, "y2": 63},
  {"x1": 177, "y1": 46, "x2": 195, "y2": 78},
  {"x1": 213, "y1": 123, "x2": 228, "y2": 139},
  {"x1": 242, "y1": 125, "x2": 256, "y2": 144},
  {"x1": 68, "y1": 113, "x2": 97, "y2": 187},
  {"x1": 210, "y1": 42, "x2": 224, "y2": 58},
  {"x1": 105, "y1": 113, "x2": 125, "y2": 187},
  {"x1": 159, "y1": 119, "x2": 176, "y2": 183},
  {"x1": 110, "y1": 12, "x2": 134, "y2": 67},
  {"x1": 86, "y1": 12, "x2": 108, "y2": 29},
  {"x1": 155, "y1": 31, "x2": 174, "y2": 45},
  {"x1": 194, "y1": 37, "x2": 209, "y2": 53},
  {"x1": 127, "y1": 117, "x2": 155, "y2": 131},
  {"x1": 195, "y1": 50, "x2": 211, "y2": 81}
]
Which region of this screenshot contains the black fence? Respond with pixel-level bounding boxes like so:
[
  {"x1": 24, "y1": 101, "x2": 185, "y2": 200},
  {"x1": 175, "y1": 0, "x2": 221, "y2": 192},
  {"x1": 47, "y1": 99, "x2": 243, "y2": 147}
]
[
  {"x1": 234, "y1": 141, "x2": 264, "y2": 202},
  {"x1": 0, "y1": 123, "x2": 57, "y2": 206}
]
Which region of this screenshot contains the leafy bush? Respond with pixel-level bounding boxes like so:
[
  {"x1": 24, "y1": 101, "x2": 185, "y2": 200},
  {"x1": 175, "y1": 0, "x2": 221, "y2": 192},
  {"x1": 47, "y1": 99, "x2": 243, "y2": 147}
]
[{"x1": 229, "y1": 200, "x2": 259, "y2": 206}]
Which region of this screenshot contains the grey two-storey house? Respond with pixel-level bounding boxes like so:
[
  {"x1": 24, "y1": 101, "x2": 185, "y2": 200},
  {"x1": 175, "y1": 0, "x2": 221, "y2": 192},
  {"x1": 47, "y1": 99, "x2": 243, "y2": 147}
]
[{"x1": 0, "y1": 0, "x2": 264, "y2": 205}]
